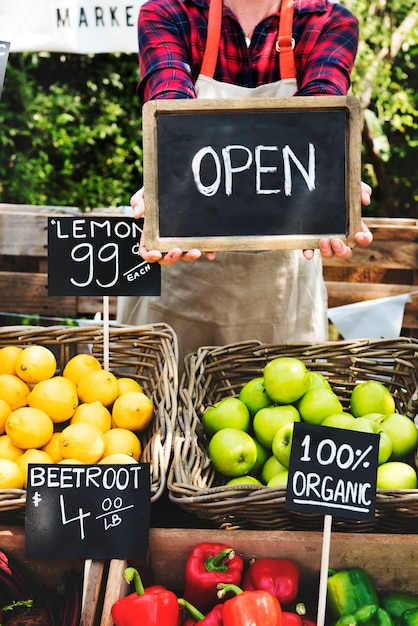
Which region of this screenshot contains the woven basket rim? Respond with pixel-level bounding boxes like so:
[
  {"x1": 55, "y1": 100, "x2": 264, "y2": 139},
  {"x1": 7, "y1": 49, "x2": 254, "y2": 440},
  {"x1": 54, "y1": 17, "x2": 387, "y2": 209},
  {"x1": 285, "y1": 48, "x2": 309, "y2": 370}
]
[{"x1": 169, "y1": 337, "x2": 418, "y2": 532}]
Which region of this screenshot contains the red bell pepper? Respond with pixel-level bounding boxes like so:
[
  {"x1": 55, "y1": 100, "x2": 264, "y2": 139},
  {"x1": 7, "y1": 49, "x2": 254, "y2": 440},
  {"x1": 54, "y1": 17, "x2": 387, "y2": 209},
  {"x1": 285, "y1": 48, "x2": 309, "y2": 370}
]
[
  {"x1": 242, "y1": 558, "x2": 300, "y2": 606},
  {"x1": 219, "y1": 583, "x2": 282, "y2": 626},
  {"x1": 282, "y1": 611, "x2": 304, "y2": 626},
  {"x1": 184, "y1": 542, "x2": 244, "y2": 613},
  {"x1": 179, "y1": 598, "x2": 224, "y2": 625},
  {"x1": 111, "y1": 567, "x2": 180, "y2": 626}
]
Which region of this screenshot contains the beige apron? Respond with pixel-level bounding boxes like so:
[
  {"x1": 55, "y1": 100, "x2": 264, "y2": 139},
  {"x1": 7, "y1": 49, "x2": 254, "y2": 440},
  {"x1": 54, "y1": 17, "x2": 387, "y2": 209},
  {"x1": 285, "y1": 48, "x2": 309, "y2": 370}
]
[{"x1": 118, "y1": 0, "x2": 328, "y2": 363}]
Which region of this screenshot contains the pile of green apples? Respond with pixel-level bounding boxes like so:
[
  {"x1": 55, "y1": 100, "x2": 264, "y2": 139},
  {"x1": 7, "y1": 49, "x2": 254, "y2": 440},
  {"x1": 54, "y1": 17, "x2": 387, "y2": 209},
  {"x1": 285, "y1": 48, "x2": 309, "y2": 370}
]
[{"x1": 202, "y1": 357, "x2": 418, "y2": 491}]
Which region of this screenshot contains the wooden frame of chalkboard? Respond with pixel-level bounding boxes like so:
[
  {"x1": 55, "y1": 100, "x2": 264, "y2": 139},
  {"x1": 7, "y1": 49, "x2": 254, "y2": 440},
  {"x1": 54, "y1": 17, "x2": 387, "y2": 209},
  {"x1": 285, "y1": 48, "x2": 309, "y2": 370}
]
[{"x1": 142, "y1": 96, "x2": 362, "y2": 252}]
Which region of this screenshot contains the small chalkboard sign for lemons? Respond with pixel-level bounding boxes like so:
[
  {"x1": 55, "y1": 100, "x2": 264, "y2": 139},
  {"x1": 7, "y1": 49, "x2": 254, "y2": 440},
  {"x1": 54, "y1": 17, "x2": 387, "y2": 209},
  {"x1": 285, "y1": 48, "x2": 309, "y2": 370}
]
[
  {"x1": 48, "y1": 215, "x2": 160, "y2": 296},
  {"x1": 25, "y1": 463, "x2": 151, "y2": 559},
  {"x1": 142, "y1": 96, "x2": 362, "y2": 252}
]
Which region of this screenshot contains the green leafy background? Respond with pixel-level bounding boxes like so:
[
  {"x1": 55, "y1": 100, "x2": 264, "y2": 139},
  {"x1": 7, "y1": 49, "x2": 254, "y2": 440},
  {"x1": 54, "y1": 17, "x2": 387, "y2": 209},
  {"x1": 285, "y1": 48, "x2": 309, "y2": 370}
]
[{"x1": 0, "y1": 0, "x2": 417, "y2": 217}]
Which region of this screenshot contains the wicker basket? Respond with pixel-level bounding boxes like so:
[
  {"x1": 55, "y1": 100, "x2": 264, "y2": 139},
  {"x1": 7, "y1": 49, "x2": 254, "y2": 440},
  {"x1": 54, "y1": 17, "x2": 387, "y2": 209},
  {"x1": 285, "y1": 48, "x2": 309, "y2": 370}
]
[
  {"x1": 168, "y1": 338, "x2": 418, "y2": 532},
  {"x1": 0, "y1": 323, "x2": 178, "y2": 519}
]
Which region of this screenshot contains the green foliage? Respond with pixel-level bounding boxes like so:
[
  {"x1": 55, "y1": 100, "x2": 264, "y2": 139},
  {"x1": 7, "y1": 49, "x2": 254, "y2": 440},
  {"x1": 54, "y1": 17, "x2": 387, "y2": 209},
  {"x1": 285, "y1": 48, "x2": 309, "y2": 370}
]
[
  {"x1": 343, "y1": 0, "x2": 418, "y2": 217},
  {"x1": 0, "y1": 2, "x2": 417, "y2": 217},
  {"x1": 0, "y1": 52, "x2": 143, "y2": 210}
]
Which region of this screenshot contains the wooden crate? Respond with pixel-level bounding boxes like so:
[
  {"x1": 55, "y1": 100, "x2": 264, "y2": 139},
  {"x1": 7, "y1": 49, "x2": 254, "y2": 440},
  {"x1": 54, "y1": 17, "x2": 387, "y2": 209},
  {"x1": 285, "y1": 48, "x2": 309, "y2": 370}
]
[
  {"x1": 1, "y1": 205, "x2": 417, "y2": 336},
  {"x1": 323, "y1": 217, "x2": 418, "y2": 337},
  {"x1": 0, "y1": 525, "x2": 105, "y2": 626},
  {"x1": 98, "y1": 527, "x2": 418, "y2": 626},
  {"x1": 0, "y1": 204, "x2": 118, "y2": 319}
]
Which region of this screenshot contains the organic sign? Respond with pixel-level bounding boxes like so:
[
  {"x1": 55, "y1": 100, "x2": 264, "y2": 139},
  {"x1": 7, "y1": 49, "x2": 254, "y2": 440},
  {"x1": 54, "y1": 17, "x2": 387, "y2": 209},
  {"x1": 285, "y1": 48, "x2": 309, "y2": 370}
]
[
  {"x1": 286, "y1": 423, "x2": 379, "y2": 520},
  {"x1": 48, "y1": 215, "x2": 160, "y2": 296},
  {"x1": 142, "y1": 96, "x2": 362, "y2": 252},
  {"x1": 0, "y1": 41, "x2": 10, "y2": 101},
  {"x1": 25, "y1": 463, "x2": 151, "y2": 559}
]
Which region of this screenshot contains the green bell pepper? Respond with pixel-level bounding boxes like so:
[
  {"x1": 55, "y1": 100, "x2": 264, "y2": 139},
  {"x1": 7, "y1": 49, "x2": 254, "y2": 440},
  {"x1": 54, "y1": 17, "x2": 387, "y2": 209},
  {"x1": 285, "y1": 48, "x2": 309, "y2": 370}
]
[
  {"x1": 400, "y1": 608, "x2": 418, "y2": 626},
  {"x1": 333, "y1": 605, "x2": 394, "y2": 626},
  {"x1": 381, "y1": 594, "x2": 418, "y2": 621},
  {"x1": 327, "y1": 568, "x2": 379, "y2": 620}
]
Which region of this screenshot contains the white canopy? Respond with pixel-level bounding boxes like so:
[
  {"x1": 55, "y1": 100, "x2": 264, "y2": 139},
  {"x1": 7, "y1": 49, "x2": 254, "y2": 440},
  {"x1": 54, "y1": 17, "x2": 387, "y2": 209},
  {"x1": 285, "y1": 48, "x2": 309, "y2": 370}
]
[{"x1": 0, "y1": 1, "x2": 144, "y2": 53}]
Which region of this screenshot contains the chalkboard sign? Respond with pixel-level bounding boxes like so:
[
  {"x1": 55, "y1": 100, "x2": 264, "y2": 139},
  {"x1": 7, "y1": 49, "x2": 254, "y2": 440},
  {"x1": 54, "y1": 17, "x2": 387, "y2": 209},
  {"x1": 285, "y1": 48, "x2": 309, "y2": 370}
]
[
  {"x1": 48, "y1": 215, "x2": 161, "y2": 296},
  {"x1": 142, "y1": 96, "x2": 362, "y2": 252},
  {"x1": 25, "y1": 463, "x2": 151, "y2": 559},
  {"x1": 0, "y1": 41, "x2": 10, "y2": 102},
  {"x1": 286, "y1": 423, "x2": 379, "y2": 521}
]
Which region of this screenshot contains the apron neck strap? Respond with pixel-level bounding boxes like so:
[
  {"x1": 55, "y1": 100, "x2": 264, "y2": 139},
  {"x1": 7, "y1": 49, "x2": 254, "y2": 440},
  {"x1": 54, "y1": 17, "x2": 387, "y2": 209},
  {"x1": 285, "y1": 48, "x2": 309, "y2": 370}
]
[{"x1": 200, "y1": 0, "x2": 296, "y2": 80}]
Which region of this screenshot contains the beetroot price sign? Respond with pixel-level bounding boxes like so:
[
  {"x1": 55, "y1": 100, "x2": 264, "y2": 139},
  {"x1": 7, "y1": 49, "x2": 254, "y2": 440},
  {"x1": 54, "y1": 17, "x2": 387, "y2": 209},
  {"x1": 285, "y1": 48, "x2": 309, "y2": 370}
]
[
  {"x1": 25, "y1": 463, "x2": 151, "y2": 559},
  {"x1": 47, "y1": 215, "x2": 161, "y2": 296},
  {"x1": 285, "y1": 423, "x2": 379, "y2": 520}
]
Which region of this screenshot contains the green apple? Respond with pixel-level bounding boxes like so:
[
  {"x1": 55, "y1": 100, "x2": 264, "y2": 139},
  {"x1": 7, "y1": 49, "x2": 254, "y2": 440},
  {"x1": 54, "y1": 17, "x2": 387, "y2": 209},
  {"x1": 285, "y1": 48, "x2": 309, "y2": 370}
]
[
  {"x1": 349, "y1": 417, "x2": 393, "y2": 465},
  {"x1": 267, "y1": 470, "x2": 289, "y2": 488},
  {"x1": 297, "y1": 388, "x2": 343, "y2": 425},
  {"x1": 263, "y1": 357, "x2": 310, "y2": 404},
  {"x1": 253, "y1": 404, "x2": 300, "y2": 449},
  {"x1": 377, "y1": 461, "x2": 418, "y2": 490},
  {"x1": 208, "y1": 428, "x2": 257, "y2": 477},
  {"x1": 306, "y1": 371, "x2": 332, "y2": 391},
  {"x1": 248, "y1": 439, "x2": 270, "y2": 478},
  {"x1": 350, "y1": 380, "x2": 395, "y2": 417},
  {"x1": 375, "y1": 412, "x2": 418, "y2": 460},
  {"x1": 261, "y1": 455, "x2": 288, "y2": 484},
  {"x1": 239, "y1": 377, "x2": 273, "y2": 415},
  {"x1": 358, "y1": 413, "x2": 384, "y2": 422},
  {"x1": 271, "y1": 422, "x2": 295, "y2": 468},
  {"x1": 202, "y1": 397, "x2": 251, "y2": 438},
  {"x1": 226, "y1": 475, "x2": 263, "y2": 486},
  {"x1": 321, "y1": 413, "x2": 355, "y2": 429}
]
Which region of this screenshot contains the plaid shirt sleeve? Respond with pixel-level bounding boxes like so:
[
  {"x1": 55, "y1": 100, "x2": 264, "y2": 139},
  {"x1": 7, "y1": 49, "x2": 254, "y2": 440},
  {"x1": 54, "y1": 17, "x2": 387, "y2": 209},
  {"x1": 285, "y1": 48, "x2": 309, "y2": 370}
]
[
  {"x1": 294, "y1": 3, "x2": 359, "y2": 96},
  {"x1": 137, "y1": 0, "x2": 359, "y2": 101}
]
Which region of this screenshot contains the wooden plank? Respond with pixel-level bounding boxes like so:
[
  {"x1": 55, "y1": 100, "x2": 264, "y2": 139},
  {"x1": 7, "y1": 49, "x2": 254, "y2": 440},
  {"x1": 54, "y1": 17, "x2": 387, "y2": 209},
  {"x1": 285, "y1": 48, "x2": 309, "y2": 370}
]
[
  {"x1": 0, "y1": 272, "x2": 78, "y2": 316},
  {"x1": 0, "y1": 272, "x2": 118, "y2": 318},
  {"x1": 144, "y1": 527, "x2": 418, "y2": 594},
  {"x1": 80, "y1": 560, "x2": 108, "y2": 626},
  {"x1": 99, "y1": 560, "x2": 129, "y2": 626},
  {"x1": 322, "y1": 240, "x2": 418, "y2": 270}
]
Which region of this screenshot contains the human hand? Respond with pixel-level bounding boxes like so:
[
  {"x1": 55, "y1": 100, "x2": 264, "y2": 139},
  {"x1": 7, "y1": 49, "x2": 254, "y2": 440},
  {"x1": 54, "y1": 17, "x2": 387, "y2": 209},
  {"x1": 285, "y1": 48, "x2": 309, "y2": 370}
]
[
  {"x1": 303, "y1": 181, "x2": 373, "y2": 260},
  {"x1": 130, "y1": 186, "x2": 216, "y2": 264}
]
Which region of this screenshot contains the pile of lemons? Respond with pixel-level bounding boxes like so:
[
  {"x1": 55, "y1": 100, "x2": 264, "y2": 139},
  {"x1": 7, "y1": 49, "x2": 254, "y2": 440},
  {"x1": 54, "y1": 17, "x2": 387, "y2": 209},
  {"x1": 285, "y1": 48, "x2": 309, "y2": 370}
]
[{"x1": 0, "y1": 345, "x2": 155, "y2": 490}]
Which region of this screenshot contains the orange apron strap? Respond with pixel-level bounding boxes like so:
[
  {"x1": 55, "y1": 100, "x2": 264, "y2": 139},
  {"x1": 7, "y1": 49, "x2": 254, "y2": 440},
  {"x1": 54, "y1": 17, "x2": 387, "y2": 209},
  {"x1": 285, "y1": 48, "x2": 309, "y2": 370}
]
[
  {"x1": 200, "y1": 0, "x2": 223, "y2": 78},
  {"x1": 200, "y1": 0, "x2": 296, "y2": 80},
  {"x1": 277, "y1": 0, "x2": 296, "y2": 79}
]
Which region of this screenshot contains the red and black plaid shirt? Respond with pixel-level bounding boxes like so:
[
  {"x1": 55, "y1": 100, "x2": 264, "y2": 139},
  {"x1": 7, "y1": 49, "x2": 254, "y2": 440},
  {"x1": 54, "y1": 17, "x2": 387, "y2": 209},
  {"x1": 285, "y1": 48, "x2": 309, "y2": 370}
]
[{"x1": 137, "y1": 0, "x2": 359, "y2": 102}]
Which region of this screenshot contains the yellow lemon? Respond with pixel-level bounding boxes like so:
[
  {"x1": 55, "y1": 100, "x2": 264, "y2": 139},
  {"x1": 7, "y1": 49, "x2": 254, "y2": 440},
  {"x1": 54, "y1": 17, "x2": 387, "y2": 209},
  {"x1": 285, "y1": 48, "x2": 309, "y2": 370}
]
[
  {"x1": 77, "y1": 369, "x2": 119, "y2": 407},
  {"x1": 102, "y1": 428, "x2": 142, "y2": 461},
  {"x1": 0, "y1": 435, "x2": 24, "y2": 461},
  {"x1": 6, "y1": 407, "x2": 54, "y2": 449},
  {"x1": 111, "y1": 391, "x2": 154, "y2": 432},
  {"x1": 58, "y1": 459, "x2": 84, "y2": 465},
  {"x1": 0, "y1": 374, "x2": 30, "y2": 411},
  {"x1": 0, "y1": 346, "x2": 23, "y2": 375},
  {"x1": 63, "y1": 353, "x2": 102, "y2": 386},
  {"x1": 117, "y1": 377, "x2": 144, "y2": 396},
  {"x1": 16, "y1": 449, "x2": 53, "y2": 488},
  {"x1": 99, "y1": 453, "x2": 139, "y2": 465},
  {"x1": 0, "y1": 459, "x2": 24, "y2": 489},
  {"x1": 15, "y1": 345, "x2": 57, "y2": 384},
  {"x1": 28, "y1": 376, "x2": 79, "y2": 423},
  {"x1": 59, "y1": 423, "x2": 105, "y2": 464},
  {"x1": 70, "y1": 401, "x2": 112, "y2": 433},
  {"x1": 0, "y1": 399, "x2": 12, "y2": 435},
  {"x1": 41, "y1": 432, "x2": 64, "y2": 463}
]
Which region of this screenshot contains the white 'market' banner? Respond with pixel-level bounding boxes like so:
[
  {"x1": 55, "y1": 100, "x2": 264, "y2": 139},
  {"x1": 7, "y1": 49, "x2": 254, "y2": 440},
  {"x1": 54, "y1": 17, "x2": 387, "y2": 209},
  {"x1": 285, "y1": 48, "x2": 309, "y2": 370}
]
[{"x1": 0, "y1": 0, "x2": 145, "y2": 53}]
